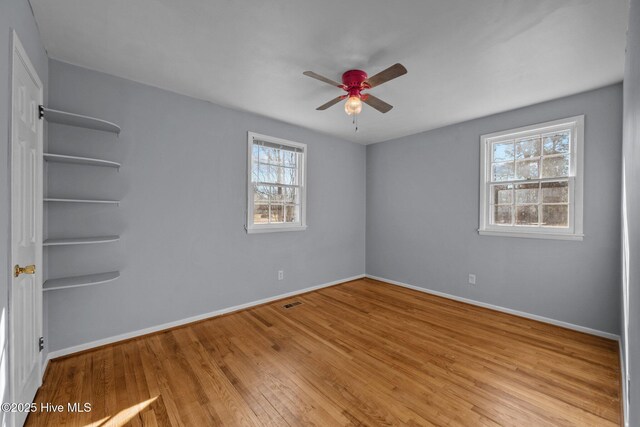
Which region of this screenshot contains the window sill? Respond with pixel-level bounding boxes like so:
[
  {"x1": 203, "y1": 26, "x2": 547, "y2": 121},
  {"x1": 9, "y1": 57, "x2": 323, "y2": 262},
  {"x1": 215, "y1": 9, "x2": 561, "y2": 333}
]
[
  {"x1": 246, "y1": 225, "x2": 307, "y2": 234},
  {"x1": 478, "y1": 229, "x2": 583, "y2": 241}
]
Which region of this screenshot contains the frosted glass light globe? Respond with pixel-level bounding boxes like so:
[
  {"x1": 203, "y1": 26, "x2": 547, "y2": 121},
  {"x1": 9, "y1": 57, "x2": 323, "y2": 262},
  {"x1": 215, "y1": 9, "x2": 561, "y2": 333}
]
[{"x1": 344, "y1": 96, "x2": 362, "y2": 115}]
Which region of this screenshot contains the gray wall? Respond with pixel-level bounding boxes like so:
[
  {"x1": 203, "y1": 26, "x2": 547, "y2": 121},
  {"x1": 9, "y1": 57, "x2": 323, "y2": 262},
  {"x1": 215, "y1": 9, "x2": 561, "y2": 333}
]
[
  {"x1": 0, "y1": 0, "x2": 48, "y2": 419},
  {"x1": 623, "y1": 0, "x2": 640, "y2": 422},
  {"x1": 45, "y1": 60, "x2": 365, "y2": 352},
  {"x1": 367, "y1": 84, "x2": 622, "y2": 335}
]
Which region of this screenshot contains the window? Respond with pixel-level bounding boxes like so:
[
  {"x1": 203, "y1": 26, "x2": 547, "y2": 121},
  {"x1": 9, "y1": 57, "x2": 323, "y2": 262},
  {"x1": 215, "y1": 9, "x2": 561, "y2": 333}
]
[
  {"x1": 479, "y1": 116, "x2": 584, "y2": 240},
  {"x1": 246, "y1": 132, "x2": 307, "y2": 233}
]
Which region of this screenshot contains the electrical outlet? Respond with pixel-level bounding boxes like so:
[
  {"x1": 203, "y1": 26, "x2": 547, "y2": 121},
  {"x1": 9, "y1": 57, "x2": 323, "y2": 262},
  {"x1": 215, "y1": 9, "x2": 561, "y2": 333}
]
[
  {"x1": 278, "y1": 270, "x2": 284, "y2": 281},
  {"x1": 468, "y1": 274, "x2": 476, "y2": 285}
]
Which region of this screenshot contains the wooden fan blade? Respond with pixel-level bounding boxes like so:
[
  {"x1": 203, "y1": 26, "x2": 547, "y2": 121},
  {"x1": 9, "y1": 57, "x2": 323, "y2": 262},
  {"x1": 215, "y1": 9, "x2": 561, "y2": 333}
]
[
  {"x1": 364, "y1": 63, "x2": 407, "y2": 88},
  {"x1": 303, "y1": 71, "x2": 344, "y2": 88},
  {"x1": 316, "y1": 96, "x2": 345, "y2": 110},
  {"x1": 362, "y1": 94, "x2": 393, "y2": 113}
]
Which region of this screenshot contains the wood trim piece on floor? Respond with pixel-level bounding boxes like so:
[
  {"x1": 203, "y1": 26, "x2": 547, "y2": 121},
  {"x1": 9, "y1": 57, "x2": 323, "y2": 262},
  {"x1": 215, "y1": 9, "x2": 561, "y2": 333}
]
[
  {"x1": 46, "y1": 274, "x2": 365, "y2": 361},
  {"x1": 365, "y1": 274, "x2": 621, "y2": 341}
]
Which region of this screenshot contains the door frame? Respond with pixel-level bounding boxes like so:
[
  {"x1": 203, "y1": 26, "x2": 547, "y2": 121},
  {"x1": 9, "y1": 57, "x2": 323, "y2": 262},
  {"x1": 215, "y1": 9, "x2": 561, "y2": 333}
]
[{"x1": 8, "y1": 29, "x2": 44, "y2": 426}]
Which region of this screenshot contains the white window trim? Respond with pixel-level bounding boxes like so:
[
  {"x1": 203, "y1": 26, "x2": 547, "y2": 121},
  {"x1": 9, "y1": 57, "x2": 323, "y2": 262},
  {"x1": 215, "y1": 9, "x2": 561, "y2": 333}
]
[
  {"x1": 478, "y1": 115, "x2": 584, "y2": 241},
  {"x1": 246, "y1": 131, "x2": 307, "y2": 234}
]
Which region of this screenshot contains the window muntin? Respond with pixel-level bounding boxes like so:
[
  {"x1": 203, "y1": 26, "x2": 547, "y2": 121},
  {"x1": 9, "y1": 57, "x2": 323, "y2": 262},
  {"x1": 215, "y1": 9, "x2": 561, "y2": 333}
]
[
  {"x1": 247, "y1": 132, "x2": 306, "y2": 233},
  {"x1": 479, "y1": 116, "x2": 584, "y2": 240}
]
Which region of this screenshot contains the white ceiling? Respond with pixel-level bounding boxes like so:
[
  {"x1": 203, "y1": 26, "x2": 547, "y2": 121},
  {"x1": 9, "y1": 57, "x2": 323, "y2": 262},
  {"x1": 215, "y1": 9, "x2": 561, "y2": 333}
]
[{"x1": 30, "y1": 0, "x2": 628, "y2": 144}]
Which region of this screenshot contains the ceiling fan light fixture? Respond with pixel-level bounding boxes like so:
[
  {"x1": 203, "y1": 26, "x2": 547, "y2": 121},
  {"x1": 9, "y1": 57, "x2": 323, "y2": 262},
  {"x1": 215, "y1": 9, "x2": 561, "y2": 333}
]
[
  {"x1": 304, "y1": 64, "x2": 407, "y2": 117},
  {"x1": 344, "y1": 96, "x2": 362, "y2": 115}
]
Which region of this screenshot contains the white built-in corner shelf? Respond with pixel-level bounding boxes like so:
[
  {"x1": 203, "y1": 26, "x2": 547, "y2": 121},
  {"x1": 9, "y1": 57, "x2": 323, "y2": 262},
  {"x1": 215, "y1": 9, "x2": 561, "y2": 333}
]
[
  {"x1": 43, "y1": 271, "x2": 120, "y2": 292},
  {"x1": 44, "y1": 235, "x2": 120, "y2": 247},
  {"x1": 44, "y1": 197, "x2": 120, "y2": 205},
  {"x1": 40, "y1": 107, "x2": 121, "y2": 134},
  {"x1": 44, "y1": 153, "x2": 121, "y2": 169},
  {"x1": 41, "y1": 106, "x2": 122, "y2": 293}
]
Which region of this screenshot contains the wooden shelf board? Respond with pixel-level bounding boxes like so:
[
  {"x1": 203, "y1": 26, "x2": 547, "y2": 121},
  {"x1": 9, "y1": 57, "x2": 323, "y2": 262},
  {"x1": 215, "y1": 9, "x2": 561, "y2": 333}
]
[{"x1": 43, "y1": 271, "x2": 120, "y2": 291}]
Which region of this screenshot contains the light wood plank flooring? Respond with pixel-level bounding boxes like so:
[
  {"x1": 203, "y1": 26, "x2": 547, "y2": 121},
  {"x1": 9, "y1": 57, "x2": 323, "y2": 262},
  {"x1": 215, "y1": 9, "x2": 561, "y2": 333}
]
[{"x1": 27, "y1": 278, "x2": 621, "y2": 426}]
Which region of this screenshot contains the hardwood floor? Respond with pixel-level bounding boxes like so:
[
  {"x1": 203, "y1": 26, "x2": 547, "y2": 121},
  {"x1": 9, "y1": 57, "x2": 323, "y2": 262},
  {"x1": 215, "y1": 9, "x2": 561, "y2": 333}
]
[{"x1": 27, "y1": 278, "x2": 621, "y2": 426}]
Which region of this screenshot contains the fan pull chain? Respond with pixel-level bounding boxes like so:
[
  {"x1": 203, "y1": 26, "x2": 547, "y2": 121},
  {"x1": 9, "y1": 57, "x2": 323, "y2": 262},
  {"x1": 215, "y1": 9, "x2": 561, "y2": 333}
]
[{"x1": 353, "y1": 114, "x2": 359, "y2": 132}]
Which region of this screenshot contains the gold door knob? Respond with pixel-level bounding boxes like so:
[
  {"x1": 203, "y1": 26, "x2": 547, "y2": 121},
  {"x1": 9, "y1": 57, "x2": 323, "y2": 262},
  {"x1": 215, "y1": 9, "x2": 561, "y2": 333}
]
[{"x1": 14, "y1": 264, "x2": 36, "y2": 278}]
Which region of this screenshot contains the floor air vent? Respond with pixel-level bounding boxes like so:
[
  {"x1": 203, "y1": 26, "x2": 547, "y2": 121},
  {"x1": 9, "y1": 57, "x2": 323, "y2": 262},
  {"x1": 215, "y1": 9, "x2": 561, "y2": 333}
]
[{"x1": 283, "y1": 301, "x2": 302, "y2": 309}]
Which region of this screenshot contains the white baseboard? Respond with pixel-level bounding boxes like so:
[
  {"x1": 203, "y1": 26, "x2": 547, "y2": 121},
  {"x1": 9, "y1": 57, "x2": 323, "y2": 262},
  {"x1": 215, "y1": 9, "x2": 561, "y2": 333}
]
[
  {"x1": 47, "y1": 274, "x2": 365, "y2": 360},
  {"x1": 366, "y1": 274, "x2": 620, "y2": 341}
]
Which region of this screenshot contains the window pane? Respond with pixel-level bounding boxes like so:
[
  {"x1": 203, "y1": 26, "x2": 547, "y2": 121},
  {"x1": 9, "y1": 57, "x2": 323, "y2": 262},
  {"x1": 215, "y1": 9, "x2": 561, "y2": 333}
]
[
  {"x1": 270, "y1": 186, "x2": 284, "y2": 203},
  {"x1": 516, "y1": 205, "x2": 539, "y2": 225},
  {"x1": 543, "y1": 131, "x2": 570, "y2": 155},
  {"x1": 515, "y1": 159, "x2": 539, "y2": 180},
  {"x1": 260, "y1": 146, "x2": 283, "y2": 165},
  {"x1": 542, "y1": 154, "x2": 570, "y2": 178},
  {"x1": 262, "y1": 165, "x2": 277, "y2": 183},
  {"x1": 515, "y1": 183, "x2": 539, "y2": 204},
  {"x1": 270, "y1": 204, "x2": 284, "y2": 223},
  {"x1": 283, "y1": 167, "x2": 298, "y2": 185},
  {"x1": 285, "y1": 204, "x2": 299, "y2": 222},
  {"x1": 253, "y1": 204, "x2": 269, "y2": 224},
  {"x1": 492, "y1": 162, "x2": 514, "y2": 181},
  {"x1": 272, "y1": 148, "x2": 282, "y2": 165},
  {"x1": 492, "y1": 141, "x2": 514, "y2": 162},
  {"x1": 252, "y1": 162, "x2": 259, "y2": 182},
  {"x1": 284, "y1": 151, "x2": 297, "y2": 167},
  {"x1": 542, "y1": 204, "x2": 568, "y2": 227},
  {"x1": 258, "y1": 146, "x2": 271, "y2": 163},
  {"x1": 493, "y1": 206, "x2": 512, "y2": 225},
  {"x1": 515, "y1": 137, "x2": 541, "y2": 159},
  {"x1": 266, "y1": 166, "x2": 297, "y2": 185},
  {"x1": 254, "y1": 185, "x2": 270, "y2": 202},
  {"x1": 542, "y1": 181, "x2": 568, "y2": 203},
  {"x1": 258, "y1": 164, "x2": 271, "y2": 182},
  {"x1": 284, "y1": 187, "x2": 298, "y2": 203},
  {"x1": 492, "y1": 184, "x2": 512, "y2": 204}
]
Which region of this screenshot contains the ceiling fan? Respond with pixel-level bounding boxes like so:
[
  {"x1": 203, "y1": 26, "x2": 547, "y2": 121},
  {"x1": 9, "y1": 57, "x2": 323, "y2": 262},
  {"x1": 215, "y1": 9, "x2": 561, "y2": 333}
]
[{"x1": 303, "y1": 63, "x2": 407, "y2": 116}]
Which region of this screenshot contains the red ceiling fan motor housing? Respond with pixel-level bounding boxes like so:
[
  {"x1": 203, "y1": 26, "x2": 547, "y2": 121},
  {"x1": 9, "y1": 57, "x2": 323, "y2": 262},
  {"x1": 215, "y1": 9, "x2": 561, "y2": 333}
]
[{"x1": 342, "y1": 69, "x2": 371, "y2": 98}]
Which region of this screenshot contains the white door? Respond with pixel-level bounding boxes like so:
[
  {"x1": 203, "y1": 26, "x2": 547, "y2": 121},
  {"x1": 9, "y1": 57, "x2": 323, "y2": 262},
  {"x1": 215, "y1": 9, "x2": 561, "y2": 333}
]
[{"x1": 10, "y1": 31, "x2": 43, "y2": 427}]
